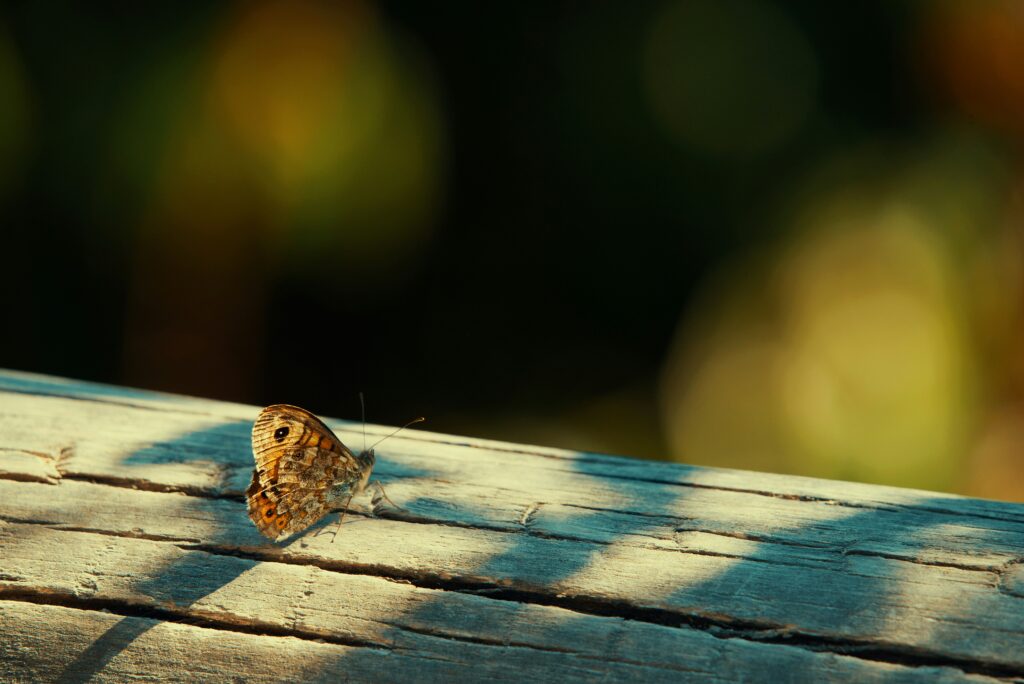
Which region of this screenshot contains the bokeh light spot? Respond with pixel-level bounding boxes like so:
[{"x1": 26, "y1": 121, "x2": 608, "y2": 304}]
[
  {"x1": 659, "y1": 136, "x2": 1018, "y2": 492},
  {"x1": 919, "y1": 0, "x2": 1024, "y2": 140}
]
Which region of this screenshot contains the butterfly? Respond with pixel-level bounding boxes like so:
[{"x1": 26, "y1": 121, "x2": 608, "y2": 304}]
[{"x1": 246, "y1": 404, "x2": 420, "y2": 542}]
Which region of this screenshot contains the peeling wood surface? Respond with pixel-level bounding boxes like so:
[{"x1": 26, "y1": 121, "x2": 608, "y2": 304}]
[{"x1": 0, "y1": 370, "x2": 1022, "y2": 683}]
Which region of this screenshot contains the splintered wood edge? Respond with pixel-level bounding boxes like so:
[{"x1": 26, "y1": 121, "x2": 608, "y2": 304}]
[{"x1": 1, "y1": 370, "x2": 1023, "y2": 682}]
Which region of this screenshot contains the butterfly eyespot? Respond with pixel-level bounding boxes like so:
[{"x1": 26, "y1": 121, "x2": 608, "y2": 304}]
[
  {"x1": 264, "y1": 508, "x2": 275, "y2": 519},
  {"x1": 275, "y1": 516, "x2": 288, "y2": 529},
  {"x1": 274, "y1": 426, "x2": 290, "y2": 442}
]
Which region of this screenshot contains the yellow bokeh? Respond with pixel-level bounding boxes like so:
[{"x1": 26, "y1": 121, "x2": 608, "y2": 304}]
[
  {"x1": 107, "y1": 0, "x2": 443, "y2": 282},
  {"x1": 661, "y1": 135, "x2": 1021, "y2": 495}
]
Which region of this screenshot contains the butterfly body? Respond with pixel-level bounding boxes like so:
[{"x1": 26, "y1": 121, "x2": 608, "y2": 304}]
[{"x1": 246, "y1": 404, "x2": 374, "y2": 541}]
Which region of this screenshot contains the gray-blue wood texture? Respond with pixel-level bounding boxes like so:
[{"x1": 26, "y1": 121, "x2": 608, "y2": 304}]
[{"x1": 0, "y1": 370, "x2": 1021, "y2": 682}]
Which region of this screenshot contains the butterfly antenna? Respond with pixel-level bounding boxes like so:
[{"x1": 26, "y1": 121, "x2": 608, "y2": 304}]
[
  {"x1": 368, "y1": 416, "x2": 425, "y2": 452},
  {"x1": 359, "y1": 392, "x2": 367, "y2": 454}
]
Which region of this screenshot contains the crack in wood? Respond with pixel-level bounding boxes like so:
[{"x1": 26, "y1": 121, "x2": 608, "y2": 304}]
[
  {"x1": 270, "y1": 503, "x2": 1024, "y2": 576},
  {"x1": 57, "y1": 472, "x2": 242, "y2": 501},
  {"x1": 0, "y1": 445, "x2": 65, "y2": 485},
  {"x1": 563, "y1": 502, "x2": 692, "y2": 523},
  {"x1": 563, "y1": 470, "x2": 1024, "y2": 526},
  {"x1": 0, "y1": 446, "x2": 57, "y2": 461},
  {"x1": 50, "y1": 525, "x2": 203, "y2": 545},
  {"x1": 5, "y1": 553, "x2": 1020, "y2": 680},
  {"x1": 1, "y1": 480, "x2": 1008, "y2": 577},
  {"x1": 572, "y1": 471, "x2": 902, "y2": 511},
  {"x1": 996, "y1": 559, "x2": 1024, "y2": 599},
  {"x1": 13, "y1": 384, "x2": 1023, "y2": 521},
  {"x1": 172, "y1": 542, "x2": 1023, "y2": 679},
  {"x1": 0, "y1": 588, "x2": 707, "y2": 674},
  {"x1": 0, "y1": 471, "x2": 59, "y2": 485},
  {"x1": 840, "y1": 548, "x2": 1005, "y2": 575},
  {"x1": 371, "y1": 618, "x2": 715, "y2": 674},
  {"x1": 0, "y1": 513, "x2": 62, "y2": 526},
  {"x1": 0, "y1": 386, "x2": 580, "y2": 461},
  {"x1": 0, "y1": 588, "x2": 389, "y2": 651},
  {"x1": 310, "y1": 508, "x2": 821, "y2": 569},
  {"x1": 6, "y1": 386, "x2": 1024, "y2": 529},
  {"x1": 37, "y1": 467, "x2": 1024, "y2": 532},
  {"x1": 4, "y1": 380, "x2": 1024, "y2": 680},
  {"x1": 674, "y1": 526, "x2": 830, "y2": 550}
]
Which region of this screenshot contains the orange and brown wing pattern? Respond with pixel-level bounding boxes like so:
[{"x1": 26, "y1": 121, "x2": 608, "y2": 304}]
[{"x1": 246, "y1": 404, "x2": 363, "y2": 541}]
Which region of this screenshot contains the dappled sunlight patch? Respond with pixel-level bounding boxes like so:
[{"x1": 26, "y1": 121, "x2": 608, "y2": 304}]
[
  {"x1": 869, "y1": 552, "x2": 1016, "y2": 666},
  {"x1": 0, "y1": 479, "x2": 232, "y2": 545},
  {"x1": 850, "y1": 520, "x2": 1021, "y2": 571},
  {"x1": 556, "y1": 541, "x2": 741, "y2": 606},
  {"x1": 0, "y1": 523, "x2": 202, "y2": 605},
  {"x1": 5, "y1": 376, "x2": 1023, "y2": 678},
  {"x1": 0, "y1": 391, "x2": 253, "y2": 494},
  {"x1": 100, "y1": 420, "x2": 252, "y2": 493},
  {"x1": 356, "y1": 443, "x2": 632, "y2": 530},
  {"x1": 278, "y1": 514, "x2": 516, "y2": 581},
  {"x1": 672, "y1": 529, "x2": 773, "y2": 559}
]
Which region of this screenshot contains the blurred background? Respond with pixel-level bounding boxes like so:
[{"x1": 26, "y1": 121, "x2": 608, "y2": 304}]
[{"x1": 1, "y1": 0, "x2": 1022, "y2": 501}]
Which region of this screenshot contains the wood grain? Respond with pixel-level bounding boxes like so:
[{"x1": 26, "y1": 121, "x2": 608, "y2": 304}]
[{"x1": 0, "y1": 370, "x2": 1022, "y2": 683}]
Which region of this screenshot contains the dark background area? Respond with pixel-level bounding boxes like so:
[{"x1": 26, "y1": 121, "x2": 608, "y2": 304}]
[{"x1": 1, "y1": 1, "x2": 1022, "y2": 500}]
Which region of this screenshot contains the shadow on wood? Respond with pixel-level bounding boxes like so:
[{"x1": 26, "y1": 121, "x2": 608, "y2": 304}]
[{"x1": 0, "y1": 370, "x2": 1022, "y2": 682}]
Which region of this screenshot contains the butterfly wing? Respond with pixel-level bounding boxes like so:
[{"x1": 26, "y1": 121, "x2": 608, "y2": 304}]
[{"x1": 247, "y1": 404, "x2": 365, "y2": 541}]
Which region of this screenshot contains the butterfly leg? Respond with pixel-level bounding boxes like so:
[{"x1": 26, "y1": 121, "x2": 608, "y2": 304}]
[
  {"x1": 330, "y1": 493, "x2": 355, "y2": 543},
  {"x1": 370, "y1": 480, "x2": 405, "y2": 515}
]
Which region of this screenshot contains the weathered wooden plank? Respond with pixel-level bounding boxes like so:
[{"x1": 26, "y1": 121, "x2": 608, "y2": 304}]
[
  {"x1": 1, "y1": 477, "x2": 1020, "y2": 676},
  {"x1": 2, "y1": 601, "x2": 999, "y2": 684},
  {"x1": 6, "y1": 521, "x2": 1002, "y2": 683},
  {"x1": 3, "y1": 371, "x2": 1020, "y2": 523},
  {"x1": 1, "y1": 391, "x2": 1021, "y2": 570},
  {"x1": 1, "y1": 370, "x2": 1023, "y2": 681}
]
